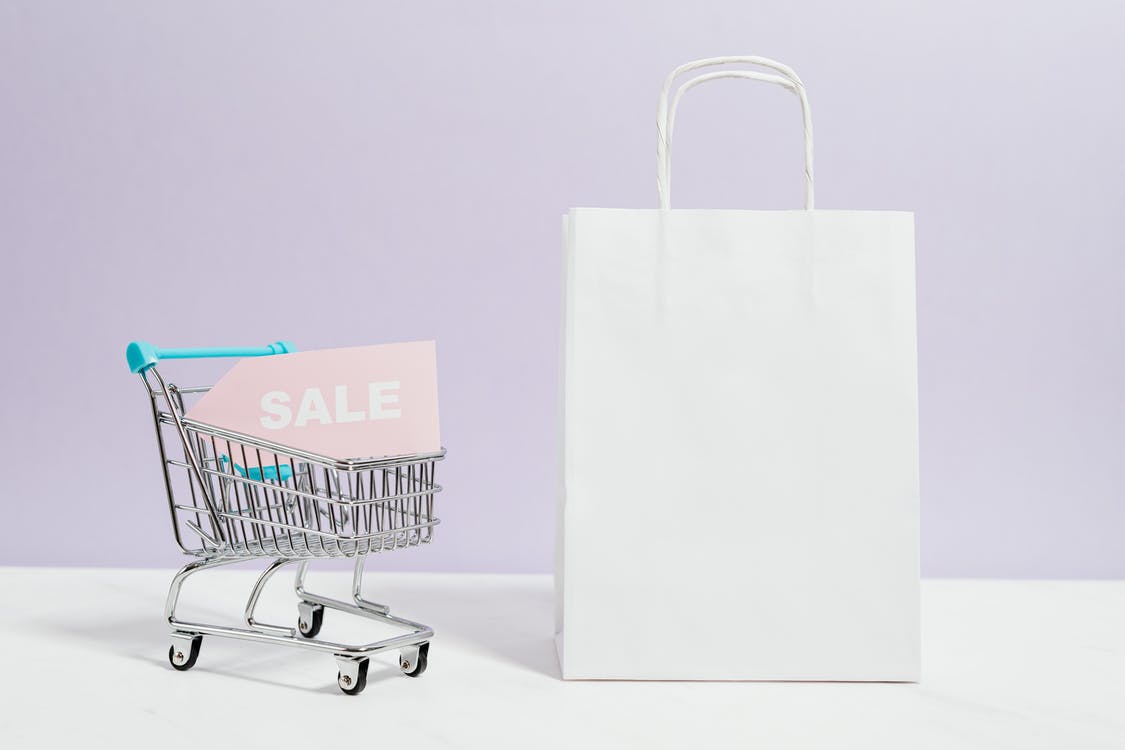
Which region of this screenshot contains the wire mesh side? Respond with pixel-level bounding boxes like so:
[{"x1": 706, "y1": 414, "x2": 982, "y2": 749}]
[{"x1": 146, "y1": 382, "x2": 441, "y2": 559}]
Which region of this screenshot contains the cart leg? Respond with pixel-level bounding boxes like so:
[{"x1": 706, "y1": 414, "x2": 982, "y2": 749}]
[
  {"x1": 165, "y1": 556, "x2": 241, "y2": 624},
  {"x1": 293, "y1": 558, "x2": 391, "y2": 616},
  {"x1": 293, "y1": 561, "x2": 329, "y2": 637},
  {"x1": 351, "y1": 555, "x2": 391, "y2": 615},
  {"x1": 165, "y1": 557, "x2": 239, "y2": 673},
  {"x1": 294, "y1": 560, "x2": 311, "y2": 597},
  {"x1": 244, "y1": 558, "x2": 299, "y2": 636}
]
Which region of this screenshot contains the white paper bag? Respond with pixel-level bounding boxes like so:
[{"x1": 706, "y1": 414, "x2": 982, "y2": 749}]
[{"x1": 556, "y1": 57, "x2": 920, "y2": 681}]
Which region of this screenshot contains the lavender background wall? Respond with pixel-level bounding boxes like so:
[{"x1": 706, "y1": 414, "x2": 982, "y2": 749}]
[{"x1": 1, "y1": 1, "x2": 1122, "y2": 577}]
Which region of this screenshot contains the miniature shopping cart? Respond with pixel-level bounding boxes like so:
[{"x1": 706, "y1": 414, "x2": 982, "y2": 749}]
[{"x1": 127, "y1": 340, "x2": 445, "y2": 695}]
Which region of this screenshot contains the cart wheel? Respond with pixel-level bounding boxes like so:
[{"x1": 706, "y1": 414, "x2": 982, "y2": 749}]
[
  {"x1": 400, "y1": 642, "x2": 429, "y2": 678},
  {"x1": 168, "y1": 636, "x2": 202, "y2": 671},
  {"x1": 337, "y1": 658, "x2": 369, "y2": 695},
  {"x1": 297, "y1": 602, "x2": 324, "y2": 638}
]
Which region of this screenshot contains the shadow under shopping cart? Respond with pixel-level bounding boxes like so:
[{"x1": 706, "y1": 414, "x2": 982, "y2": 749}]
[{"x1": 31, "y1": 568, "x2": 559, "y2": 693}]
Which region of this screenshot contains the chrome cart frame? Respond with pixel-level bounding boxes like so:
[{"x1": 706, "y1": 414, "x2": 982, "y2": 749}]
[{"x1": 127, "y1": 341, "x2": 445, "y2": 694}]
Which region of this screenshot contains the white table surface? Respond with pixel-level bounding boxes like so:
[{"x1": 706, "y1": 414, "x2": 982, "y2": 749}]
[{"x1": 1, "y1": 567, "x2": 1122, "y2": 749}]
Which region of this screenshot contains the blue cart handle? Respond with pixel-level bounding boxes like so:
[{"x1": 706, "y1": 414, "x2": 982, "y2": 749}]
[{"x1": 126, "y1": 340, "x2": 295, "y2": 373}]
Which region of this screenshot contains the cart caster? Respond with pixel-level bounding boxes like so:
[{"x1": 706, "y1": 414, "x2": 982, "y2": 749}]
[
  {"x1": 168, "y1": 634, "x2": 202, "y2": 671},
  {"x1": 337, "y1": 657, "x2": 369, "y2": 695},
  {"x1": 399, "y1": 642, "x2": 429, "y2": 678},
  {"x1": 297, "y1": 601, "x2": 324, "y2": 638}
]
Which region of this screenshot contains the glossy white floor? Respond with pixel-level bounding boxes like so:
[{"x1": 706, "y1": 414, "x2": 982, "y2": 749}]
[{"x1": 2, "y1": 567, "x2": 1122, "y2": 748}]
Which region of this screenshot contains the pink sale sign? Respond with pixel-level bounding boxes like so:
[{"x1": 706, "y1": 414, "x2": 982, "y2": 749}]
[{"x1": 187, "y1": 341, "x2": 441, "y2": 461}]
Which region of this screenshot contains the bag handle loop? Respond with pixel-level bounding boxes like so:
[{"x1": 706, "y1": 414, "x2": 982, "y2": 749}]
[{"x1": 657, "y1": 57, "x2": 814, "y2": 210}]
